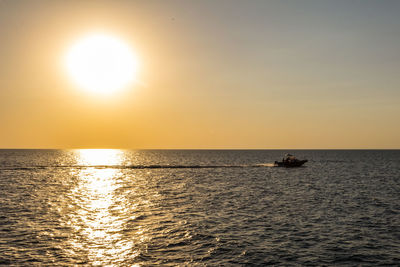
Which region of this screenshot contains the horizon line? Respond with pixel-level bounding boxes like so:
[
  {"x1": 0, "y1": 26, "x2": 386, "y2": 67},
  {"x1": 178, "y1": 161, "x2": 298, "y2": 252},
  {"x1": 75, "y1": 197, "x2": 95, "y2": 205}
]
[{"x1": 0, "y1": 148, "x2": 399, "y2": 150}]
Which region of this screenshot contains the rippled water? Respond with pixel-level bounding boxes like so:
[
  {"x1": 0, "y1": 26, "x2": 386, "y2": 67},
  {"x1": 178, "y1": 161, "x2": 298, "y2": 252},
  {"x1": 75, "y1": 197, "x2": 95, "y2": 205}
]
[{"x1": 0, "y1": 149, "x2": 399, "y2": 265}]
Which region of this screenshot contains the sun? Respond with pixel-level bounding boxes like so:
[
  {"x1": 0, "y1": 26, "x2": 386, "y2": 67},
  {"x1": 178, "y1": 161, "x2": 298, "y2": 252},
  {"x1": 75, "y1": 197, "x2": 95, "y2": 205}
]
[{"x1": 65, "y1": 33, "x2": 138, "y2": 94}]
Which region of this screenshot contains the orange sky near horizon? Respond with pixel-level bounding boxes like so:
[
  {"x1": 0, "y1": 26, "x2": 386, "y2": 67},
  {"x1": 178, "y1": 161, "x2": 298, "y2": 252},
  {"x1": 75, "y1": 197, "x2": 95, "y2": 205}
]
[{"x1": 1, "y1": 0, "x2": 400, "y2": 149}]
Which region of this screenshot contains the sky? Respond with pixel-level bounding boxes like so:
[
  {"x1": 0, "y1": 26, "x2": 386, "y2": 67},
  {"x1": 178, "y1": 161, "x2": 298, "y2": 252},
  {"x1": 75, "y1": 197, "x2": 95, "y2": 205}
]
[{"x1": 0, "y1": 0, "x2": 399, "y2": 149}]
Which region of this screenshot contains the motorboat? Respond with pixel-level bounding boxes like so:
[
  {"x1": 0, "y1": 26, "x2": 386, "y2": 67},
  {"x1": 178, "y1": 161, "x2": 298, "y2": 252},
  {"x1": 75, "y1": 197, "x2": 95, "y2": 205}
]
[{"x1": 274, "y1": 154, "x2": 308, "y2": 167}]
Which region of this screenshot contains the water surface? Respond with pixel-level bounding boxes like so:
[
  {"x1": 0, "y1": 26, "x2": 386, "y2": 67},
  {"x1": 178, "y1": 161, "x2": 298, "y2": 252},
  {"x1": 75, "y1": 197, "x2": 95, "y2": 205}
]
[{"x1": 0, "y1": 150, "x2": 399, "y2": 265}]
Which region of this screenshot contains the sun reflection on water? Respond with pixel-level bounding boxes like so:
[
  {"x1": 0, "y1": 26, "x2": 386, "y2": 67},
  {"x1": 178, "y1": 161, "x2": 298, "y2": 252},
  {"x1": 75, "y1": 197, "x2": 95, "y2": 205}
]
[
  {"x1": 65, "y1": 149, "x2": 140, "y2": 265},
  {"x1": 77, "y1": 149, "x2": 124, "y2": 166}
]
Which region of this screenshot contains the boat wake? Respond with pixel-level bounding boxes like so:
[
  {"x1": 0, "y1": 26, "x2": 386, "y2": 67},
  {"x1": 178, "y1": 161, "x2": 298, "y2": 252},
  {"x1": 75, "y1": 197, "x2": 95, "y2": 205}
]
[{"x1": 0, "y1": 163, "x2": 277, "y2": 171}]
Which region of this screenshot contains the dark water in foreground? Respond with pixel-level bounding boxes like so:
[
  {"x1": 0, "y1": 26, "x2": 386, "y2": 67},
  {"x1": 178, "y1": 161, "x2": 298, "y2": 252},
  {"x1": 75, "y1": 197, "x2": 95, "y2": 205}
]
[{"x1": 0, "y1": 149, "x2": 399, "y2": 266}]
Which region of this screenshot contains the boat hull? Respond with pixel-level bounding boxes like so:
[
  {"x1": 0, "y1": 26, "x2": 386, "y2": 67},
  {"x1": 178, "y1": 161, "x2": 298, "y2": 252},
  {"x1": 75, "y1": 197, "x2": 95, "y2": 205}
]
[{"x1": 274, "y1": 159, "x2": 308, "y2": 167}]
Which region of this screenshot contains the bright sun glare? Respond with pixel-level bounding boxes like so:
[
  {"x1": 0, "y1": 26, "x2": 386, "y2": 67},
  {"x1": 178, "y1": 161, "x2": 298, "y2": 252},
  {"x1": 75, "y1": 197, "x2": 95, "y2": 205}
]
[{"x1": 65, "y1": 34, "x2": 138, "y2": 94}]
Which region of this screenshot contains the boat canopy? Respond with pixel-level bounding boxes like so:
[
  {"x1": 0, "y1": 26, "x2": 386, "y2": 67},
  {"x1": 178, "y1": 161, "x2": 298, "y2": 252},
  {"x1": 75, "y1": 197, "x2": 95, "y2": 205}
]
[{"x1": 284, "y1": 154, "x2": 297, "y2": 160}]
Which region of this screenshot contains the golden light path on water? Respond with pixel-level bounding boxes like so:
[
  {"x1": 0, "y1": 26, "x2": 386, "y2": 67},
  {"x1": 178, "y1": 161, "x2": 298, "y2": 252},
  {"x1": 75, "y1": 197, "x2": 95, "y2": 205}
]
[{"x1": 65, "y1": 149, "x2": 143, "y2": 265}]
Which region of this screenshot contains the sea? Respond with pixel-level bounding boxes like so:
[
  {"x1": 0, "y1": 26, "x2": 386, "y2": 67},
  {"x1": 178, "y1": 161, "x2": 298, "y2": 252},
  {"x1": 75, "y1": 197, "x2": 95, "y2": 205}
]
[{"x1": 0, "y1": 149, "x2": 399, "y2": 266}]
